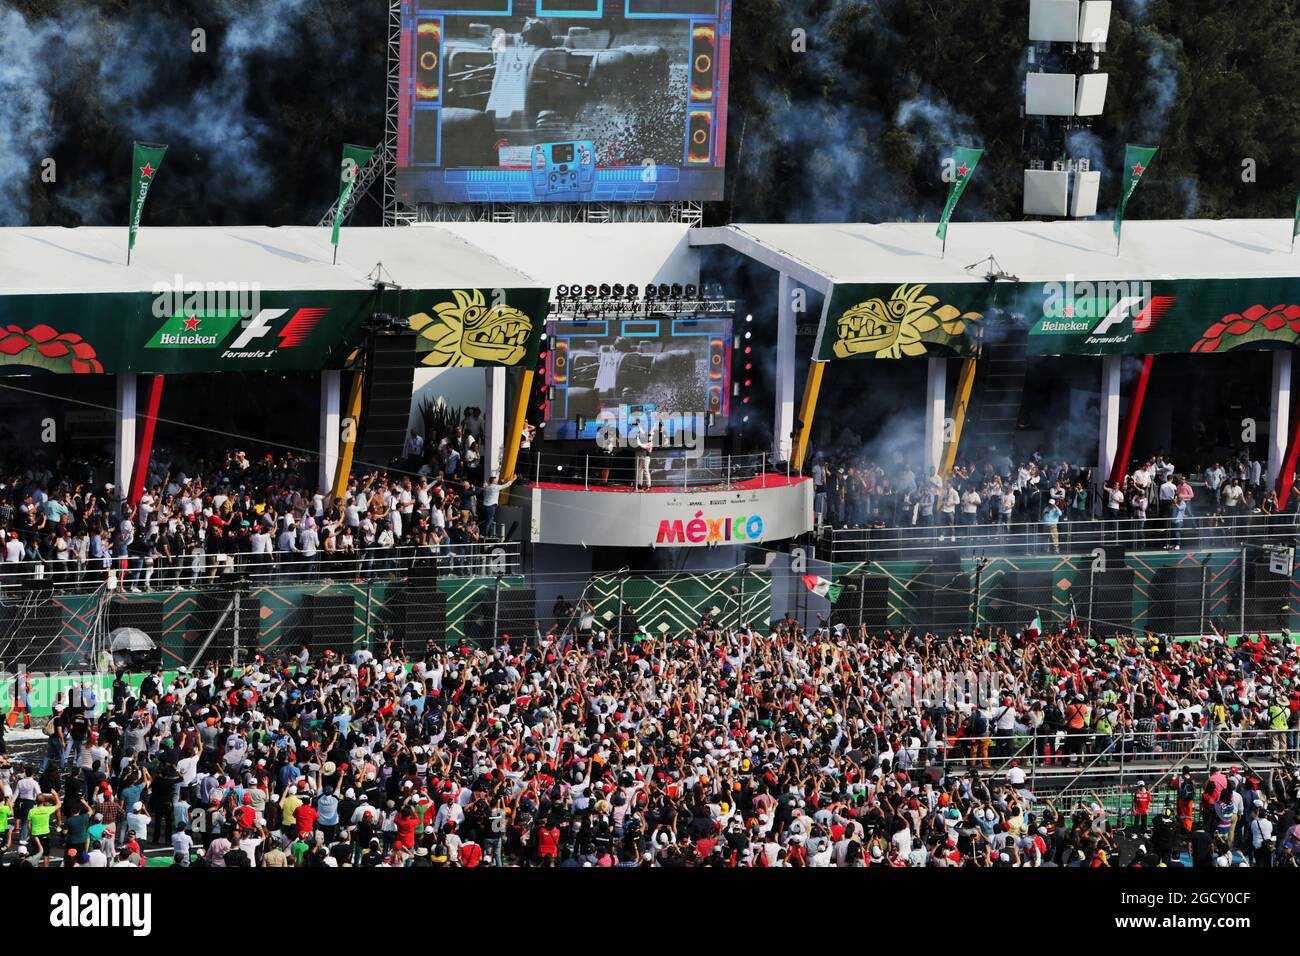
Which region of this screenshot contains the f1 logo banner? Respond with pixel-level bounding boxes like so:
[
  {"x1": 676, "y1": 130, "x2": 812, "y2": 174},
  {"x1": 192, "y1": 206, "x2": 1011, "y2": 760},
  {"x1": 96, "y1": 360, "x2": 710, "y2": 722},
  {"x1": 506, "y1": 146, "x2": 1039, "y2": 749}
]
[
  {"x1": 0, "y1": 288, "x2": 550, "y2": 374},
  {"x1": 815, "y1": 276, "x2": 1300, "y2": 360}
]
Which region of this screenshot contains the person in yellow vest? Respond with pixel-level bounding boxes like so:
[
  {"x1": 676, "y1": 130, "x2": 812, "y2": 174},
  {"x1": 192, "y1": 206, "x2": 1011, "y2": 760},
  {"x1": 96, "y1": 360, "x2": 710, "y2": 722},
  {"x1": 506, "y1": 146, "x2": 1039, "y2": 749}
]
[{"x1": 1267, "y1": 698, "x2": 1290, "y2": 757}]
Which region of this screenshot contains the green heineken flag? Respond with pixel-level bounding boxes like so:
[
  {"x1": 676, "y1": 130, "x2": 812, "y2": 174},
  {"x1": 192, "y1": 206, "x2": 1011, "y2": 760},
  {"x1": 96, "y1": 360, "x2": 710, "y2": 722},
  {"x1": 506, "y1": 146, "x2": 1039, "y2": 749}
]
[
  {"x1": 1112, "y1": 144, "x2": 1158, "y2": 247},
  {"x1": 935, "y1": 146, "x2": 983, "y2": 246},
  {"x1": 128, "y1": 142, "x2": 167, "y2": 263},
  {"x1": 330, "y1": 143, "x2": 378, "y2": 257}
]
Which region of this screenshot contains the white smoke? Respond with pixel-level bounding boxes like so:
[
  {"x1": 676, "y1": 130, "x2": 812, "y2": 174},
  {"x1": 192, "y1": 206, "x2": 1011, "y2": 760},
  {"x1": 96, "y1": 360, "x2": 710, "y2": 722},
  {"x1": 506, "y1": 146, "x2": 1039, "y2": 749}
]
[{"x1": 1, "y1": 0, "x2": 332, "y2": 225}]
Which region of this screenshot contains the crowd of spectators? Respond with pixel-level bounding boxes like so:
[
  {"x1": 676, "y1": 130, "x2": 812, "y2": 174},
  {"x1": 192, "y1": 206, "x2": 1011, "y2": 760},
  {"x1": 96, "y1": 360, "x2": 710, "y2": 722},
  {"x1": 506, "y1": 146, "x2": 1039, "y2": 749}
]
[
  {"x1": 0, "y1": 410, "x2": 516, "y2": 590},
  {"x1": 812, "y1": 445, "x2": 1288, "y2": 552},
  {"x1": 3, "y1": 613, "x2": 1298, "y2": 868}
]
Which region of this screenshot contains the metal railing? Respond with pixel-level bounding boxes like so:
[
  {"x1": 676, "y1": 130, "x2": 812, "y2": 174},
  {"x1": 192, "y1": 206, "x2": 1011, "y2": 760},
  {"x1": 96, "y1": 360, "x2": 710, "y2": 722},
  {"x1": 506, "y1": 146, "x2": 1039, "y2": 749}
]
[
  {"x1": 912, "y1": 727, "x2": 1298, "y2": 800},
  {"x1": 528, "y1": 450, "x2": 785, "y2": 490},
  {"x1": 0, "y1": 541, "x2": 522, "y2": 592},
  {"x1": 821, "y1": 511, "x2": 1300, "y2": 562}
]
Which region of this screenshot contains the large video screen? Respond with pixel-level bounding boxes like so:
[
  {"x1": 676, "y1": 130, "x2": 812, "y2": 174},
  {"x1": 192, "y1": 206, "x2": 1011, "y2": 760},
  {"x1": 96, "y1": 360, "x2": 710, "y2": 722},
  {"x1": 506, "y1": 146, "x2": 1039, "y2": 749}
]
[
  {"x1": 546, "y1": 315, "x2": 731, "y2": 440},
  {"x1": 396, "y1": 0, "x2": 731, "y2": 204}
]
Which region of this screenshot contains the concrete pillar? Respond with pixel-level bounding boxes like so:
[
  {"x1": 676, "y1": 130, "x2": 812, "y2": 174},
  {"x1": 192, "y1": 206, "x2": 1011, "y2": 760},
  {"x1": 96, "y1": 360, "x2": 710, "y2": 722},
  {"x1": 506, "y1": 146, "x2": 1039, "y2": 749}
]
[
  {"x1": 1269, "y1": 351, "x2": 1292, "y2": 489},
  {"x1": 114, "y1": 374, "x2": 137, "y2": 500},
  {"x1": 774, "y1": 273, "x2": 797, "y2": 462},
  {"x1": 924, "y1": 357, "x2": 947, "y2": 479},
  {"x1": 485, "y1": 366, "x2": 507, "y2": 475},
  {"x1": 1099, "y1": 354, "x2": 1122, "y2": 486},
  {"x1": 319, "y1": 370, "x2": 342, "y2": 491}
]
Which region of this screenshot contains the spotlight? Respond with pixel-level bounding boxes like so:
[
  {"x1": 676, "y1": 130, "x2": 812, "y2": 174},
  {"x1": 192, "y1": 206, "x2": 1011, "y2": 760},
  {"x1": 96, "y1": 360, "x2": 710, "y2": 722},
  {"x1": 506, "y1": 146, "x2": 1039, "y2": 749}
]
[
  {"x1": 645, "y1": 285, "x2": 656, "y2": 299},
  {"x1": 670, "y1": 283, "x2": 684, "y2": 298},
  {"x1": 626, "y1": 284, "x2": 638, "y2": 298},
  {"x1": 744, "y1": 331, "x2": 751, "y2": 339},
  {"x1": 613, "y1": 283, "x2": 625, "y2": 297},
  {"x1": 745, "y1": 314, "x2": 753, "y2": 323},
  {"x1": 657, "y1": 283, "x2": 672, "y2": 299},
  {"x1": 584, "y1": 284, "x2": 597, "y2": 298},
  {"x1": 685, "y1": 284, "x2": 698, "y2": 298},
  {"x1": 599, "y1": 283, "x2": 612, "y2": 297},
  {"x1": 557, "y1": 284, "x2": 569, "y2": 298}
]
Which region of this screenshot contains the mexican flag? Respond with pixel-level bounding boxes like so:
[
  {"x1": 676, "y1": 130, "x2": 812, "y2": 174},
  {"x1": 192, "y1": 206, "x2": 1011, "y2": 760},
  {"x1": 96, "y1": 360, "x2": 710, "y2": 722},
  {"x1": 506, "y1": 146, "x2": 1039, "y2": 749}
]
[
  {"x1": 128, "y1": 141, "x2": 167, "y2": 263},
  {"x1": 1026, "y1": 612, "x2": 1042, "y2": 638},
  {"x1": 936, "y1": 146, "x2": 983, "y2": 245},
  {"x1": 331, "y1": 143, "x2": 378, "y2": 255},
  {"x1": 1113, "y1": 144, "x2": 1158, "y2": 247},
  {"x1": 802, "y1": 575, "x2": 843, "y2": 603}
]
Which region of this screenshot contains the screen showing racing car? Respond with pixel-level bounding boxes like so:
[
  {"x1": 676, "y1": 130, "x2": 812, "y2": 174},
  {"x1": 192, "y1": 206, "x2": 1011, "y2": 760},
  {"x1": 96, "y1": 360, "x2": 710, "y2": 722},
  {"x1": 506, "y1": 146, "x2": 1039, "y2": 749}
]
[
  {"x1": 546, "y1": 316, "x2": 731, "y2": 441},
  {"x1": 396, "y1": 0, "x2": 731, "y2": 204}
]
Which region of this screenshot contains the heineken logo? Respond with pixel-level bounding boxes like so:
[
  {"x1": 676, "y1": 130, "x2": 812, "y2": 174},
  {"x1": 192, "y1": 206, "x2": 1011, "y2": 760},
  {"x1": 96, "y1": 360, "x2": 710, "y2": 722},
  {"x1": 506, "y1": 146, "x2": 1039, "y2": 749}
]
[
  {"x1": 146, "y1": 312, "x2": 242, "y2": 349},
  {"x1": 1035, "y1": 278, "x2": 1177, "y2": 344},
  {"x1": 1130, "y1": 161, "x2": 1145, "y2": 176},
  {"x1": 145, "y1": 306, "x2": 328, "y2": 356},
  {"x1": 139, "y1": 163, "x2": 155, "y2": 178},
  {"x1": 957, "y1": 163, "x2": 970, "y2": 178}
]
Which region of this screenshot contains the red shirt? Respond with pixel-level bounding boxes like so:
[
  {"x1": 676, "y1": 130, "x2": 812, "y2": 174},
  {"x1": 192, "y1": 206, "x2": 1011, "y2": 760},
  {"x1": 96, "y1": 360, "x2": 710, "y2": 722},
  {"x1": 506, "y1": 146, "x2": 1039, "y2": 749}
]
[
  {"x1": 395, "y1": 814, "x2": 417, "y2": 849},
  {"x1": 537, "y1": 826, "x2": 560, "y2": 858},
  {"x1": 459, "y1": 842, "x2": 483, "y2": 867},
  {"x1": 293, "y1": 804, "x2": 319, "y2": 836}
]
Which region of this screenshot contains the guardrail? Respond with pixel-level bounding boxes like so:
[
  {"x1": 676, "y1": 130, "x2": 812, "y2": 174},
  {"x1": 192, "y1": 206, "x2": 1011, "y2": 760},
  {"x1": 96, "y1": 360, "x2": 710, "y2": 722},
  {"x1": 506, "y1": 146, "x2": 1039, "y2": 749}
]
[
  {"x1": 527, "y1": 450, "x2": 783, "y2": 489},
  {"x1": 915, "y1": 727, "x2": 1298, "y2": 801},
  {"x1": 0, "y1": 541, "x2": 522, "y2": 592},
  {"x1": 821, "y1": 511, "x2": 1300, "y2": 562}
]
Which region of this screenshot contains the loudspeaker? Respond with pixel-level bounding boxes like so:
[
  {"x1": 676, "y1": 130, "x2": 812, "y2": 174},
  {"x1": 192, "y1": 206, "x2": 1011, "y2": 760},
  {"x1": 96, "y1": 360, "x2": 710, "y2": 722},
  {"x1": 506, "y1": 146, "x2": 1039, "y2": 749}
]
[
  {"x1": 1148, "y1": 565, "x2": 1202, "y2": 636},
  {"x1": 303, "y1": 593, "x2": 356, "y2": 655},
  {"x1": 415, "y1": 20, "x2": 441, "y2": 101},
  {"x1": 408, "y1": 560, "x2": 439, "y2": 585},
  {"x1": 1244, "y1": 557, "x2": 1289, "y2": 632},
  {"x1": 357, "y1": 331, "x2": 418, "y2": 468},
  {"x1": 495, "y1": 586, "x2": 536, "y2": 640},
  {"x1": 917, "y1": 568, "x2": 970, "y2": 635},
  {"x1": 687, "y1": 111, "x2": 713, "y2": 164},
  {"x1": 983, "y1": 571, "x2": 1053, "y2": 632},
  {"x1": 399, "y1": 585, "x2": 447, "y2": 653},
  {"x1": 1086, "y1": 567, "x2": 1136, "y2": 634},
  {"x1": 829, "y1": 575, "x2": 888, "y2": 630},
  {"x1": 689, "y1": 23, "x2": 717, "y2": 103},
  {"x1": 109, "y1": 599, "x2": 165, "y2": 640},
  {"x1": 8, "y1": 603, "x2": 66, "y2": 671}
]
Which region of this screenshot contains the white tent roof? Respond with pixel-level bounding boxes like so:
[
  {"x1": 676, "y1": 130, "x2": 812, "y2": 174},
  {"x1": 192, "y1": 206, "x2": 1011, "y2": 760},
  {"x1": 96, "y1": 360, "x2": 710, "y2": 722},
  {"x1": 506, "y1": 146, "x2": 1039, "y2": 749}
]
[
  {"x1": 0, "y1": 225, "x2": 539, "y2": 296},
  {"x1": 0, "y1": 222, "x2": 698, "y2": 297},
  {"x1": 433, "y1": 221, "x2": 698, "y2": 288},
  {"x1": 692, "y1": 219, "x2": 1300, "y2": 291}
]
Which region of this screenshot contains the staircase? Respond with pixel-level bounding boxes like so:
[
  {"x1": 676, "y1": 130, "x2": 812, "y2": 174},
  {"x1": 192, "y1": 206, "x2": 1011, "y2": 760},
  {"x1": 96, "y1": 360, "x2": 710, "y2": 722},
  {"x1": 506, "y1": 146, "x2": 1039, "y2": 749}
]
[{"x1": 958, "y1": 326, "x2": 1028, "y2": 469}]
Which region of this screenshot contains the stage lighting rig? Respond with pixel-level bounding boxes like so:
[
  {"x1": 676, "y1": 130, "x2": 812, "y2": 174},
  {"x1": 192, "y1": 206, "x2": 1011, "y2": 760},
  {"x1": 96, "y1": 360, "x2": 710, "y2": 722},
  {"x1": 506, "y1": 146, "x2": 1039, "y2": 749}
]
[{"x1": 549, "y1": 279, "x2": 736, "y2": 319}]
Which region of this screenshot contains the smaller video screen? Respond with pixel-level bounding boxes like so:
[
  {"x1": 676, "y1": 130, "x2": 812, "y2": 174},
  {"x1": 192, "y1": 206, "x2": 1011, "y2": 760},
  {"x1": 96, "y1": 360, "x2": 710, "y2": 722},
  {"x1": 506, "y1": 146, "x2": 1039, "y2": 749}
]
[{"x1": 546, "y1": 315, "x2": 731, "y2": 440}]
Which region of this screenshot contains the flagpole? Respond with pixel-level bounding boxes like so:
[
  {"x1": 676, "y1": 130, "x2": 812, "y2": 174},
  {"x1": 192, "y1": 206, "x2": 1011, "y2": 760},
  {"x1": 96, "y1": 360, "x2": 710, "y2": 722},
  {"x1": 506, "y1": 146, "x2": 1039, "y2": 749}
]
[{"x1": 333, "y1": 244, "x2": 338, "y2": 266}]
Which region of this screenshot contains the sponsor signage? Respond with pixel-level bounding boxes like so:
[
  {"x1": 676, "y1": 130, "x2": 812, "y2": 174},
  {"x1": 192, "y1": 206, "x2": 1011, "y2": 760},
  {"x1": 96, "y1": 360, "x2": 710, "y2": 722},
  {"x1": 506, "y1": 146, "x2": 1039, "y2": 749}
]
[
  {"x1": 0, "y1": 288, "x2": 549, "y2": 374},
  {"x1": 530, "y1": 479, "x2": 812, "y2": 548},
  {"x1": 816, "y1": 276, "x2": 1300, "y2": 359}
]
